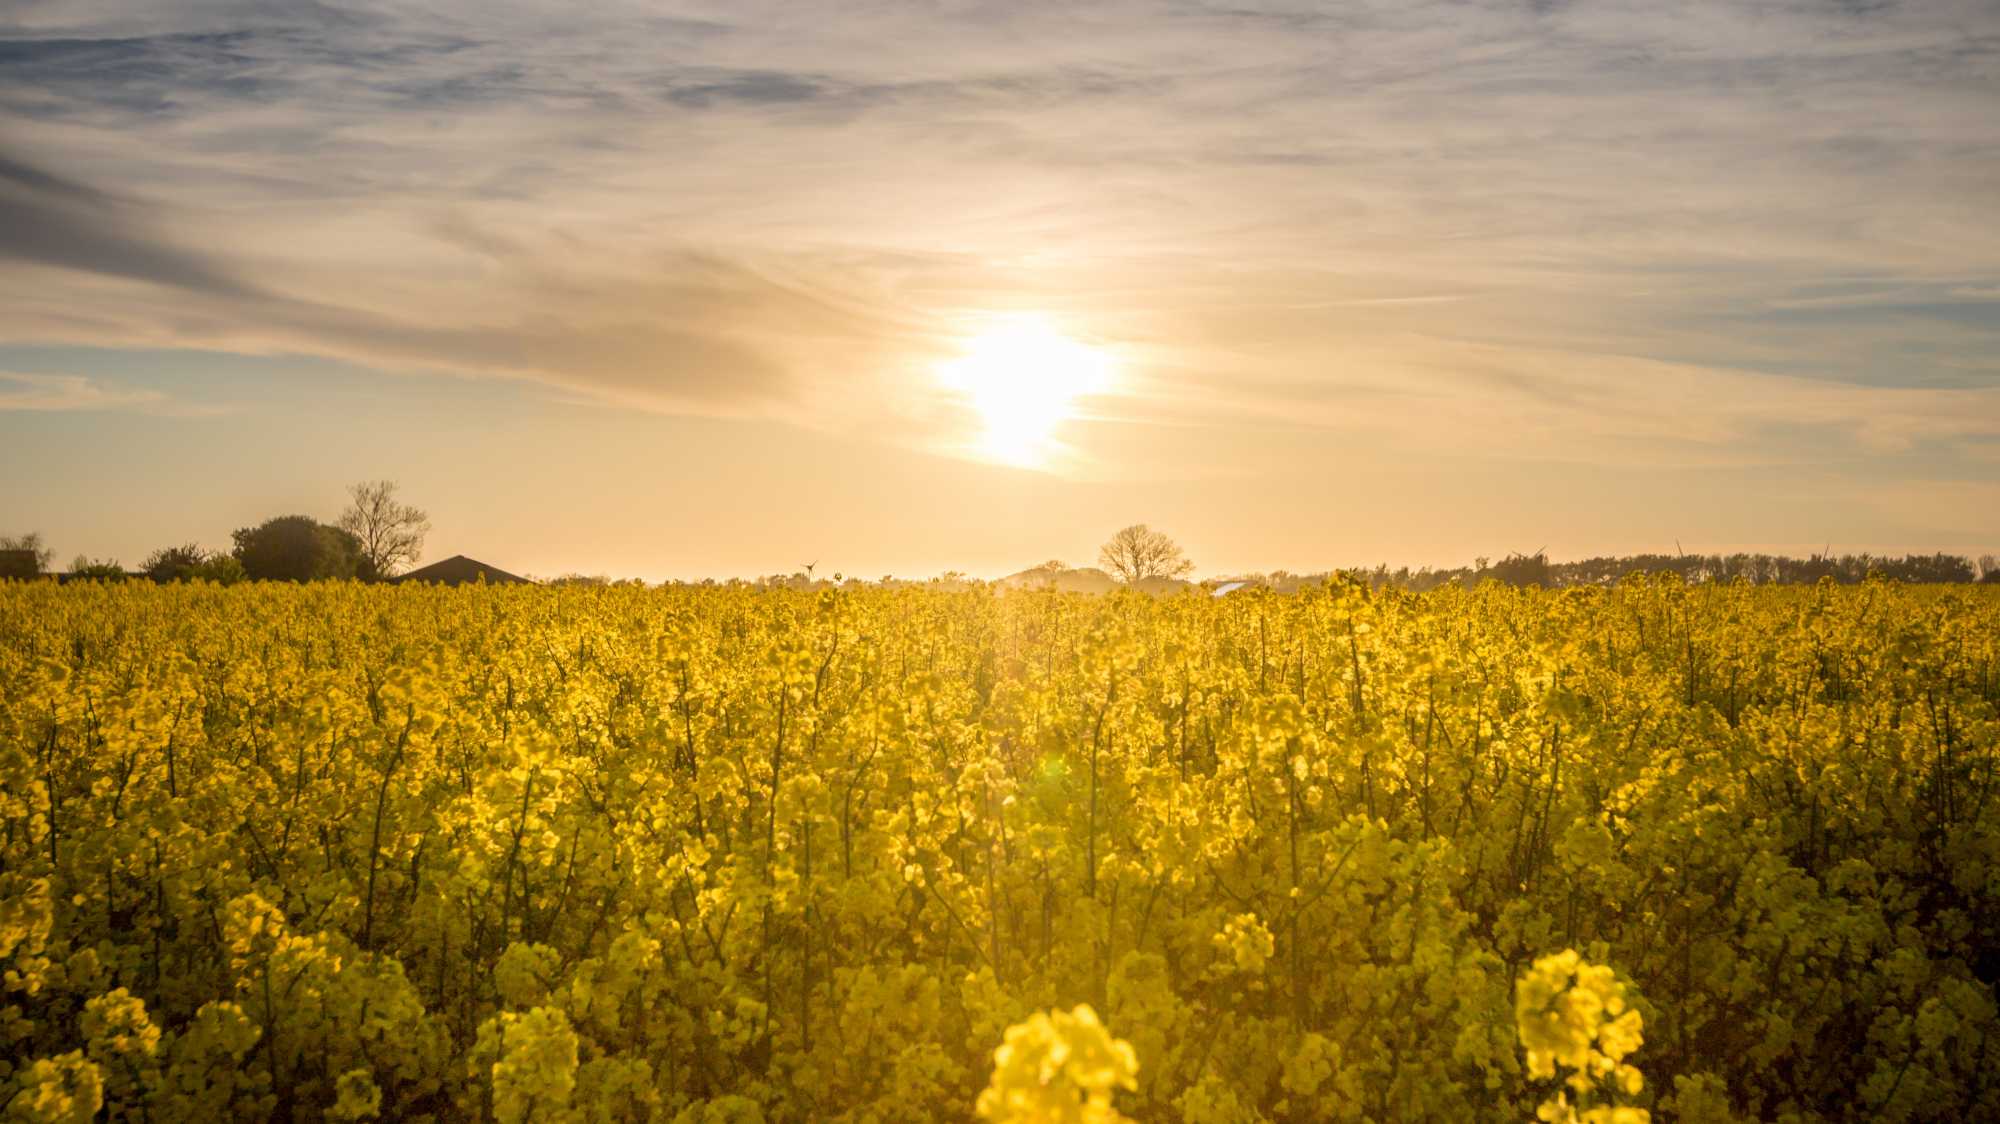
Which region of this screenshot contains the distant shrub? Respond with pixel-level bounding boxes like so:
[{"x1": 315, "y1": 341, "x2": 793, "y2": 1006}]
[
  {"x1": 67, "y1": 555, "x2": 126, "y2": 581},
  {"x1": 188, "y1": 555, "x2": 249, "y2": 586},
  {"x1": 143, "y1": 544, "x2": 247, "y2": 585},
  {"x1": 546, "y1": 573, "x2": 612, "y2": 587},
  {"x1": 143, "y1": 543, "x2": 210, "y2": 582}
]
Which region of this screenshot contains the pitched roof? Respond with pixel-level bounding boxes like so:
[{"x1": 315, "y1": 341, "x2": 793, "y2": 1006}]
[{"x1": 394, "y1": 555, "x2": 534, "y2": 586}]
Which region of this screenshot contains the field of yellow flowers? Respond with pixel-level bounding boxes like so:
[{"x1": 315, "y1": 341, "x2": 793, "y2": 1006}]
[{"x1": 2, "y1": 576, "x2": 1994, "y2": 1123}]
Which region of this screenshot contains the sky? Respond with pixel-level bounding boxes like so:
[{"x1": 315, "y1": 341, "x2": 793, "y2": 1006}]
[{"x1": 2, "y1": 0, "x2": 1996, "y2": 581}]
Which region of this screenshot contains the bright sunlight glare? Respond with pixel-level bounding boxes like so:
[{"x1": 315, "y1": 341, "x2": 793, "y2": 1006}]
[{"x1": 937, "y1": 326, "x2": 1115, "y2": 467}]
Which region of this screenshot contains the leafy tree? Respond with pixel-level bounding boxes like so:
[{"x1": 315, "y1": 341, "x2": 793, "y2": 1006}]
[
  {"x1": 231, "y1": 516, "x2": 373, "y2": 582},
  {"x1": 337, "y1": 481, "x2": 430, "y2": 577},
  {"x1": 1097, "y1": 525, "x2": 1194, "y2": 583},
  {"x1": 1, "y1": 531, "x2": 55, "y2": 577}
]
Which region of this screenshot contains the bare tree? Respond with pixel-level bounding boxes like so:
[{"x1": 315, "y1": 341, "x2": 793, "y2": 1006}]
[
  {"x1": 337, "y1": 481, "x2": 431, "y2": 577},
  {"x1": 1097, "y1": 524, "x2": 1194, "y2": 583}
]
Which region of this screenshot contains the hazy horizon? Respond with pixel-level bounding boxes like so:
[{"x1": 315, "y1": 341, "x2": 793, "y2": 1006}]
[{"x1": 4, "y1": 1, "x2": 1996, "y2": 574}]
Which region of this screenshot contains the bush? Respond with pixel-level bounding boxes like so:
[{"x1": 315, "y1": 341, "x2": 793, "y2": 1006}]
[
  {"x1": 187, "y1": 555, "x2": 249, "y2": 586},
  {"x1": 143, "y1": 545, "x2": 247, "y2": 585},
  {"x1": 66, "y1": 556, "x2": 126, "y2": 581},
  {"x1": 142, "y1": 544, "x2": 210, "y2": 582}
]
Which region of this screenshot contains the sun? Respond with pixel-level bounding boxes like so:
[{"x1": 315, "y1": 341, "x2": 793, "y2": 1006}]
[{"x1": 937, "y1": 324, "x2": 1114, "y2": 466}]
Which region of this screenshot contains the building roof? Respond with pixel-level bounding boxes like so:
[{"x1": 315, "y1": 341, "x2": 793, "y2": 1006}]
[
  {"x1": 0, "y1": 550, "x2": 40, "y2": 579},
  {"x1": 394, "y1": 555, "x2": 534, "y2": 586}
]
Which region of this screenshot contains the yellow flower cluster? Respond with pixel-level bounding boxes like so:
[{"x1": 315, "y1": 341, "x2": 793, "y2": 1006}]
[
  {"x1": 0, "y1": 573, "x2": 1994, "y2": 1124},
  {"x1": 1212, "y1": 914, "x2": 1274, "y2": 975},
  {"x1": 1515, "y1": 950, "x2": 1647, "y2": 1124},
  {"x1": 975, "y1": 1005, "x2": 1138, "y2": 1124}
]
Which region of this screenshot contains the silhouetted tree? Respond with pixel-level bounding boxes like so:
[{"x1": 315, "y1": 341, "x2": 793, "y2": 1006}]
[
  {"x1": 232, "y1": 516, "x2": 373, "y2": 582},
  {"x1": 337, "y1": 480, "x2": 430, "y2": 577},
  {"x1": 1882, "y1": 553, "x2": 1975, "y2": 583},
  {"x1": 1098, "y1": 524, "x2": 1194, "y2": 583}
]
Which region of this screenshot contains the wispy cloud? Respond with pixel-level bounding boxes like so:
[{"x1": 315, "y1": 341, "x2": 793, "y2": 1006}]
[
  {"x1": 0, "y1": 149, "x2": 263, "y2": 297},
  {"x1": 0, "y1": 0, "x2": 1994, "y2": 472},
  {"x1": 0, "y1": 369, "x2": 237, "y2": 414}
]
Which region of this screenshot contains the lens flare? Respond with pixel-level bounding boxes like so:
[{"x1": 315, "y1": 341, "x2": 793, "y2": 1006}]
[{"x1": 938, "y1": 326, "x2": 1113, "y2": 466}]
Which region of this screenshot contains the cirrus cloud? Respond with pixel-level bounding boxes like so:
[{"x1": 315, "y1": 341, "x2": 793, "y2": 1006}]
[{"x1": 0, "y1": 0, "x2": 1994, "y2": 474}]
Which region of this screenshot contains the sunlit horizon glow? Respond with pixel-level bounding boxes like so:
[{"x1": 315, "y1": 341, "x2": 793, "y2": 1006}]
[
  {"x1": 938, "y1": 326, "x2": 1115, "y2": 468},
  {"x1": 1, "y1": 1, "x2": 1997, "y2": 576}
]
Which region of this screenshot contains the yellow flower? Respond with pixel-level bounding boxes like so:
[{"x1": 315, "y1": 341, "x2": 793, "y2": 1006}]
[{"x1": 976, "y1": 1005, "x2": 1138, "y2": 1124}]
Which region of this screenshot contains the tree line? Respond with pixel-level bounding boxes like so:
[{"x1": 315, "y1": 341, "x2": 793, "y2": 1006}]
[
  {"x1": 6, "y1": 507, "x2": 1995, "y2": 590},
  {"x1": 1222, "y1": 548, "x2": 2000, "y2": 592},
  {"x1": 0, "y1": 481, "x2": 430, "y2": 584}
]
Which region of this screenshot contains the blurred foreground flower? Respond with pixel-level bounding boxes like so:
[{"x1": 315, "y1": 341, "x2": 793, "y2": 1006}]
[
  {"x1": 1516, "y1": 949, "x2": 1650, "y2": 1124},
  {"x1": 976, "y1": 1004, "x2": 1138, "y2": 1124}
]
